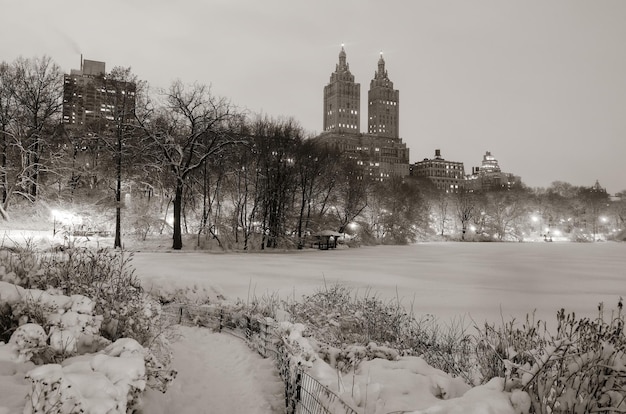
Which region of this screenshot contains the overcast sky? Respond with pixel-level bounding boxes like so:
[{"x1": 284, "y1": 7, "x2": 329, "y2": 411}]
[{"x1": 3, "y1": 0, "x2": 625, "y2": 193}]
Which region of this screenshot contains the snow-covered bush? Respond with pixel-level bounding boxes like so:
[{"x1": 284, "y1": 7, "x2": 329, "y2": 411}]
[
  {"x1": 274, "y1": 321, "x2": 318, "y2": 368},
  {"x1": 0, "y1": 281, "x2": 177, "y2": 413},
  {"x1": 153, "y1": 284, "x2": 226, "y2": 306},
  {"x1": 315, "y1": 341, "x2": 400, "y2": 372},
  {"x1": 0, "y1": 248, "x2": 39, "y2": 286},
  {"x1": 476, "y1": 300, "x2": 626, "y2": 413},
  {"x1": 0, "y1": 287, "x2": 105, "y2": 362},
  {"x1": 3, "y1": 248, "x2": 166, "y2": 349},
  {"x1": 8, "y1": 323, "x2": 47, "y2": 363},
  {"x1": 23, "y1": 338, "x2": 150, "y2": 414},
  {"x1": 0, "y1": 246, "x2": 178, "y2": 412},
  {"x1": 287, "y1": 284, "x2": 417, "y2": 346}
]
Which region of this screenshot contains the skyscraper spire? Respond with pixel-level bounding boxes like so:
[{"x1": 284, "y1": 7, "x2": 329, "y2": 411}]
[
  {"x1": 338, "y1": 44, "x2": 348, "y2": 70},
  {"x1": 376, "y1": 51, "x2": 387, "y2": 79}
]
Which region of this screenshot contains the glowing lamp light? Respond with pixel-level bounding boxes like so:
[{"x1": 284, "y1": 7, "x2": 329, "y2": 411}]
[
  {"x1": 531, "y1": 216, "x2": 539, "y2": 223},
  {"x1": 50, "y1": 209, "x2": 81, "y2": 226}
]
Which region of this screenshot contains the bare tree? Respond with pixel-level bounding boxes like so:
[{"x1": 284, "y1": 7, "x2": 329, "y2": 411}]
[
  {"x1": 0, "y1": 56, "x2": 63, "y2": 219},
  {"x1": 294, "y1": 140, "x2": 337, "y2": 248},
  {"x1": 455, "y1": 191, "x2": 476, "y2": 241},
  {"x1": 577, "y1": 181, "x2": 610, "y2": 240},
  {"x1": 12, "y1": 56, "x2": 63, "y2": 199},
  {"x1": 0, "y1": 62, "x2": 16, "y2": 212},
  {"x1": 327, "y1": 159, "x2": 370, "y2": 234},
  {"x1": 97, "y1": 67, "x2": 141, "y2": 248},
  {"x1": 373, "y1": 177, "x2": 427, "y2": 244},
  {"x1": 483, "y1": 189, "x2": 529, "y2": 241},
  {"x1": 219, "y1": 127, "x2": 260, "y2": 250},
  {"x1": 138, "y1": 81, "x2": 241, "y2": 249},
  {"x1": 250, "y1": 116, "x2": 301, "y2": 249},
  {"x1": 613, "y1": 190, "x2": 626, "y2": 228},
  {"x1": 432, "y1": 192, "x2": 451, "y2": 238}
]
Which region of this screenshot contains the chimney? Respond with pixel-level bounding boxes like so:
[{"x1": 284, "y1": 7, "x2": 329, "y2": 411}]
[{"x1": 435, "y1": 149, "x2": 441, "y2": 159}]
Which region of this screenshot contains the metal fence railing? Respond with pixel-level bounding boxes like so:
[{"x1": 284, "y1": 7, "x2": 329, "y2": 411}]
[
  {"x1": 294, "y1": 368, "x2": 358, "y2": 414},
  {"x1": 162, "y1": 303, "x2": 359, "y2": 414}
]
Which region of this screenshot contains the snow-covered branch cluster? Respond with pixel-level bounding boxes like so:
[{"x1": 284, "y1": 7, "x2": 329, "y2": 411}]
[{"x1": 476, "y1": 305, "x2": 626, "y2": 413}]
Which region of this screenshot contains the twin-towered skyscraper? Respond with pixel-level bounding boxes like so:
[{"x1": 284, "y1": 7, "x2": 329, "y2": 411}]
[
  {"x1": 317, "y1": 46, "x2": 410, "y2": 179},
  {"x1": 323, "y1": 45, "x2": 400, "y2": 139},
  {"x1": 318, "y1": 46, "x2": 521, "y2": 189}
]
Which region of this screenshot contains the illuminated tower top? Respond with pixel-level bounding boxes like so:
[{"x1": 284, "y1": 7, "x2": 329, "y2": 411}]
[
  {"x1": 481, "y1": 151, "x2": 501, "y2": 173},
  {"x1": 368, "y1": 52, "x2": 399, "y2": 138},
  {"x1": 323, "y1": 45, "x2": 360, "y2": 134}
]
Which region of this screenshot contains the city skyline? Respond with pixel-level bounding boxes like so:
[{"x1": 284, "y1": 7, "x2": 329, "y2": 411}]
[{"x1": 2, "y1": 0, "x2": 625, "y2": 193}]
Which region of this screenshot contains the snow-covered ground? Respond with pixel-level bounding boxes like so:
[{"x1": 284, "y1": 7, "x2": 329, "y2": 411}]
[
  {"x1": 134, "y1": 242, "x2": 626, "y2": 329},
  {"x1": 142, "y1": 326, "x2": 284, "y2": 414},
  {"x1": 134, "y1": 242, "x2": 623, "y2": 413},
  {"x1": 0, "y1": 323, "x2": 285, "y2": 414},
  {"x1": 1, "y1": 232, "x2": 624, "y2": 413}
]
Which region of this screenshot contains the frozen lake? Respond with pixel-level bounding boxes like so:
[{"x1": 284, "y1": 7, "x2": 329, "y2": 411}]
[{"x1": 133, "y1": 242, "x2": 626, "y2": 329}]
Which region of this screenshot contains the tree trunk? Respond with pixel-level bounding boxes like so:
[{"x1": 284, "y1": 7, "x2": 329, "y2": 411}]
[
  {"x1": 173, "y1": 180, "x2": 183, "y2": 250},
  {"x1": 198, "y1": 161, "x2": 208, "y2": 247},
  {"x1": 1, "y1": 137, "x2": 6, "y2": 204},
  {"x1": 30, "y1": 138, "x2": 40, "y2": 198},
  {"x1": 114, "y1": 128, "x2": 123, "y2": 249},
  {"x1": 297, "y1": 187, "x2": 307, "y2": 249}
]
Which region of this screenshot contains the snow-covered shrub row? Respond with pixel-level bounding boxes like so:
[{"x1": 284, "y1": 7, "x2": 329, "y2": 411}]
[
  {"x1": 285, "y1": 283, "x2": 475, "y2": 382},
  {"x1": 476, "y1": 302, "x2": 626, "y2": 413},
  {"x1": 222, "y1": 284, "x2": 625, "y2": 413},
  {"x1": 265, "y1": 317, "x2": 532, "y2": 413},
  {"x1": 164, "y1": 293, "x2": 528, "y2": 414},
  {"x1": 0, "y1": 248, "x2": 177, "y2": 413}
]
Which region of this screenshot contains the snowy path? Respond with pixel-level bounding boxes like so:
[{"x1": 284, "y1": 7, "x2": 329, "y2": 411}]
[{"x1": 142, "y1": 326, "x2": 285, "y2": 414}]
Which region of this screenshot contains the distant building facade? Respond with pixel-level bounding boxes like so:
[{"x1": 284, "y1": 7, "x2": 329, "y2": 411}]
[
  {"x1": 62, "y1": 58, "x2": 136, "y2": 130},
  {"x1": 465, "y1": 151, "x2": 521, "y2": 191},
  {"x1": 411, "y1": 149, "x2": 465, "y2": 193},
  {"x1": 61, "y1": 58, "x2": 137, "y2": 189},
  {"x1": 315, "y1": 46, "x2": 409, "y2": 179}
]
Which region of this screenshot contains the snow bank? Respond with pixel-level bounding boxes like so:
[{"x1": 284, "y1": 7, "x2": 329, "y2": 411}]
[
  {"x1": 0, "y1": 279, "x2": 161, "y2": 413},
  {"x1": 24, "y1": 340, "x2": 146, "y2": 414}
]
